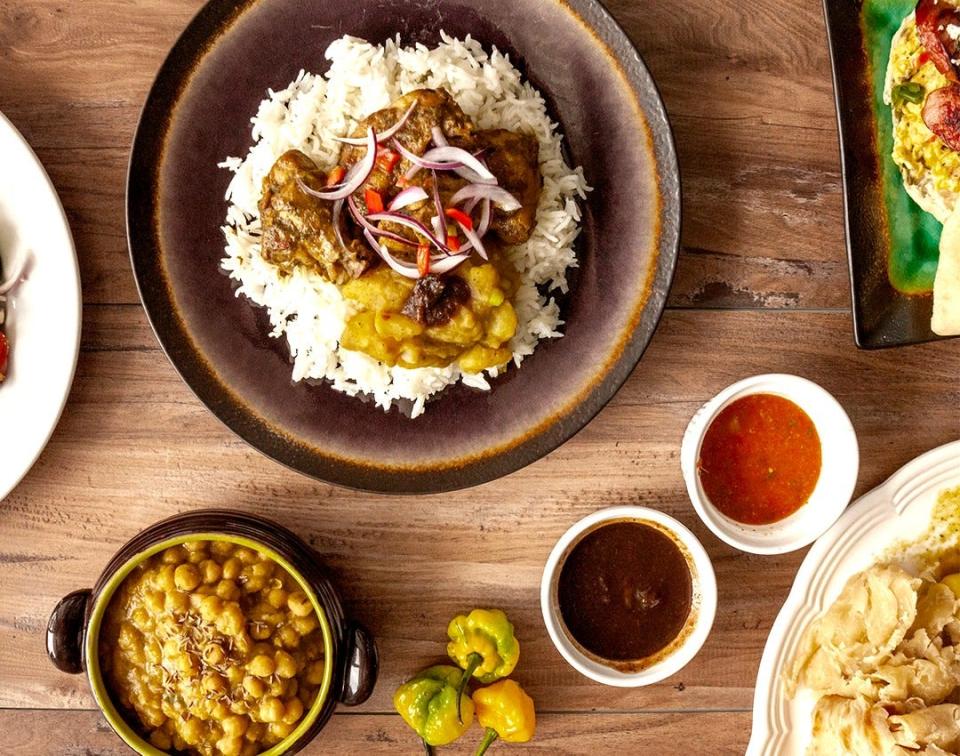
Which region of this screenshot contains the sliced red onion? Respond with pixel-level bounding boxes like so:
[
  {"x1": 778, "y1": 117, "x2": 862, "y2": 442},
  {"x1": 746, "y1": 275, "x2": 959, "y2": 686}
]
[
  {"x1": 388, "y1": 186, "x2": 429, "y2": 211},
  {"x1": 430, "y1": 215, "x2": 443, "y2": 238},
  {"x1": 431, "y1": 170, "x2": 448, "y2": 241},
  {"x1": 429, "y1": 252, "x2": 471, "y2": 274},
  {"x1": 297, "y1": 127, "x2": 377, "y2": 200},
  {"x1": 450, "y1": 183, "x2": 521, "y2": 212},
  {"x1": 332, "y1": 198, "x2": 348, "y2": 253},
  {"x1": 421, "y1": 147, "x2": 496, "y2": 182},
  {"x1": 366, "y1": 211, "x2": 447, "y2": 251},
  {"x1": 391, "y1": 138, "x2": 465, "y2": 171},
  {"x1": 477, "y1": 197, "x2": 492, "y2": 237},
  {"x1": 363, "y1": 230, "x2": 420, "y2": 279},
  {"x1": 0, "y1": 254, "x2": 27, "y2": 295},
  {"x1": 348, "y1": 196, "x2": 418, "y2": 247},
  {"x1": 431, "y1": 126, "x2": 448, "y2": 147},
  {"x1": 452, "y1": 218, "x2": 488, "y2": 260},
  {"x1": 333, "y1": 101, "x2": 417, "y2": 145}
]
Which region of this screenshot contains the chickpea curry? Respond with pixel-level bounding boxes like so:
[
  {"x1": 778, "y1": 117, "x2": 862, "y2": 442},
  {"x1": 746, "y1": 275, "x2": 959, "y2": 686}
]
[
  {"x1": 257, "y1": 87, "x2": 542, "y2": 374},
  {"x1": 99, "y1": 540, "x2": 328, "y2": 756}
]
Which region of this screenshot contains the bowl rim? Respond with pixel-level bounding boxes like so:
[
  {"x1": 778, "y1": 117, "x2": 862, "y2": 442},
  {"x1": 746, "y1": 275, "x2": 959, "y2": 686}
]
[
  {"x1": 85, "y1": 532, "x2": 335, "y2": 756},
  {"x1": 679, "y1": 373, "x2": 860, "y2": 555},
  {"x1": 539, "y1": 505, "x2": 717, "y2": 687}
]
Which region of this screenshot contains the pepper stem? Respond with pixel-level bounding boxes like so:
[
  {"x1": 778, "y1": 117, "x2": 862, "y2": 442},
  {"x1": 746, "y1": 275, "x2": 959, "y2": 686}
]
[
  {"x1": 421, "y1": 738, "x2": 434, "y2": 756},
  {"x1": 474, "y1": 727, "x2": 499, "y2": 756},
  {"x1": 456, "y1": 652, "x2": 483, "y2": 723}
]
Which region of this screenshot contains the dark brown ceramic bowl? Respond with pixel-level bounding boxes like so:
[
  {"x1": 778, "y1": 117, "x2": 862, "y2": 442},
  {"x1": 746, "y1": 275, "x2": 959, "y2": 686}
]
[
  {"x1": 127, "y1": 0, "x2": 681, "y2": 492},
  {"x1": 46, "y1": 509, "x2": 377, "y2": 755}
]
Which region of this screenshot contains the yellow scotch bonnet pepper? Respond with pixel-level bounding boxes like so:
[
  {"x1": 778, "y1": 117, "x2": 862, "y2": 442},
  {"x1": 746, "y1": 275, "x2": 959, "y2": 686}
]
[
  {"x1": 394, "y1": 665, "x2": 475, "y2": 750},
  {"x1": 472, "y1": 679, "x2": 536, "y2": 755},
  {"x1": 447, "y1": 608, "x2": 520, "y2": 722}
]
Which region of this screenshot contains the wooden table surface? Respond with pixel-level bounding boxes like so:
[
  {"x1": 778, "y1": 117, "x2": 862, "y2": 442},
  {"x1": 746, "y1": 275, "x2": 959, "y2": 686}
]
[{"x1": 1, "y1": 0, "x2": 958, "y2": 753}]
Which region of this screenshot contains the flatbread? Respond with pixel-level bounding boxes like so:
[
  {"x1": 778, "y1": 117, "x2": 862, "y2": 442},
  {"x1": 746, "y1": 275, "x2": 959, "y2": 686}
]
[{"x1": 933, "y1": 208, "x2": 960, "y2": 336}]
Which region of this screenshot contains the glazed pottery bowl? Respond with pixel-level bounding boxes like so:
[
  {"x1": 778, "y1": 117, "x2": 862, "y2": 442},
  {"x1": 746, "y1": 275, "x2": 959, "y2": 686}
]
[
  {"x1": 46, "y1": 509, "x2": 377, "y2": 755},
  {"x1": 126, "y1": 0, "x2": 681, "y2": 493},
  {"x1": 680, "y1": 374, "x2": 860, "y2": 555},
  {"x1": 540, "y1": 506, "x2": 717, "y2": 687}
]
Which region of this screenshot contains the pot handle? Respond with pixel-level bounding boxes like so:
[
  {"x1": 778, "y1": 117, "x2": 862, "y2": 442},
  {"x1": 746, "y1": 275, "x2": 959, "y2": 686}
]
[
  {"x1": 46, "y1": 589, "x2": 91, "y2": 674},
  {"x1": 338, "y1": 621, "x2": 378, "y2": 706}
]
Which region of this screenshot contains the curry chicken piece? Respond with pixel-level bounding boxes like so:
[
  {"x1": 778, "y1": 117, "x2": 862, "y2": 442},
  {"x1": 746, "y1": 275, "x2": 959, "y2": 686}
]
[
  {"x1": 339, "y1": 88, "x2": 541, "y2": 249},
  {"x1": 258, "y1": 149, "x2": 375, "y2": 284}
]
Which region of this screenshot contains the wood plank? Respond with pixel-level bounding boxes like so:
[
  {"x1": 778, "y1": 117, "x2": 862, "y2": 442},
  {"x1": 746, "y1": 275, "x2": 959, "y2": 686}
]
[
  {"x1": 1, "y1": 306, "x2": 956, "y2": 713},
  {"x1": 1, "y1": 708, "x2": 752, "y2": 755},
  {"x1": 0, "y1": 0, "x2": 849, "y2": 308}
]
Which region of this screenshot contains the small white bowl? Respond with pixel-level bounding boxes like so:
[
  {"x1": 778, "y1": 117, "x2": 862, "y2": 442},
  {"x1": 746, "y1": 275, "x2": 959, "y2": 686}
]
[
  {"x1": 680, "y1": 374, "x2": 859, "y2": 555},
  {"x1": 540, "y1": 506, "x2": 717, "y2": 687}
]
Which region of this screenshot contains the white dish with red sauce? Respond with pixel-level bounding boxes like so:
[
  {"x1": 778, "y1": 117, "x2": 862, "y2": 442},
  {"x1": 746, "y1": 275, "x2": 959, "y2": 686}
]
[
  {"x1": 0, "y1": 111, "x2": 81, "y2": 501},
  {"x1": 680, "y1": 374, "x2": 859, "y2": 555}
]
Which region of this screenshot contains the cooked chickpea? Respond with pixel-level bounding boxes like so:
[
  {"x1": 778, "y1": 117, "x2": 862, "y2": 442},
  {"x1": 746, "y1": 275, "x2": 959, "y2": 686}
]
[
  {"x1": 248, "y1": 654, "x2": 276, "y2": 678},
  {"x1": 216, "y1": 735, "x2": 243, "y2": 756},
  {"x1": 101, "y1": 539, "x2": 327, "y2": 755},
  {"x1": 217, "y1": 603, "x2": 245, "y2": 636},
  {"x1": 259, "y1": 696, "x2": 284, "y2": 723},
  {"x1": 222, "y1": 714, "x2": 249, "y2": 738},
  {"x1": 174, "y1": 563, "x2": 201, "y2": 591},
  {"x1": 282, "y1": 696, "x2": 304, "y2": 725},
  {"x1": 267, "y1": 587, "x2": 288, "y2": 609},
  {"x1": 199, "y1": 595, "x2": 223, "y2": 622},
  {"x1": 199, "y1": 558, "x2": 222, "y2": 584},
  {"x1": 222, "y1": 557, "x2": 242, "y2": 581},
  {"x1": 275, "y1": 650, "x2": 297, "y2": 679},
  {"x1": 161, "y1": 545, "x2": 188, "y2": 565},
  {"x1": 181, "y1": 716, "x2": 204, "y2": 744},
  {"x1": 277, "y1": 624, "x2": 300, "y2": 649},
  {"x1": 306, "y1": 659, "x2": 325, "y2": 686},
  {"x1": 287, "y1": 591, "x2": 313, "y2": 617},
  {"x1": 243, "y1": 674, "x2": 265, "y2": 697}
]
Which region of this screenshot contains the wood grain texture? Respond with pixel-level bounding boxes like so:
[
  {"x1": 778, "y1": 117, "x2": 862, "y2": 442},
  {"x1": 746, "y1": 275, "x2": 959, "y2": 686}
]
[
  {"x1": 1, "y1": 709, "x2": 752, "y2": 755},
  {"x1": 0, "y1": 0, "x2": 958, "y2": 752}
]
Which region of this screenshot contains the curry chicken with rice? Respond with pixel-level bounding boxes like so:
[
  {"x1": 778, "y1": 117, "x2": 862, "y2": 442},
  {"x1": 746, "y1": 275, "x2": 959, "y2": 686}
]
[{"x1": 256, "y1": 87, "x2": 541, "y2": 373}]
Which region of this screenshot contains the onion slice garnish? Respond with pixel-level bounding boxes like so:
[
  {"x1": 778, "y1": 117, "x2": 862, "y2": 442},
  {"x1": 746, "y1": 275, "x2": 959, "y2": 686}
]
[
  {"x1": 452, "y1": 218, "x2": 488, "y2": 260},
  {"x1": 477, "y1": 197, "x2": 492, "y2": 237},
  {"x1": 297, "y1": 127, "x2": 377, "y2": 200},
  {"x1": 363, "y1": 230, "x2": 470, "y2": 278},
  {"x1": 388, "y1": 186, "x2": 429, "y2": 211},
  {"x1": 366, "y1": 211, "x2": 448, "y2": 251},
  {"x1": 348, "y1": 196, "x2": 418, "y2": 248},
  {"x1": 450, "y1": 183, "x2": 521, "y2": 213},
  {"x1": 431, "y1": 170, "x2": 448, "y2": 242},
  {"x1": 333, "y1": 101, "x2": 417, "y2": 145},
  {"x1": 332, "y1": 198, "x2": 349, "y2": 254},
  {"x1": 391, "y1": 139, "x2": 465, "y2": 171},
  {"x1": 421, "y1": 147, "x2": 496, "y2": 183},
  {"x1": 431, "y1": 126, "x2": 448, "y2": 147}
]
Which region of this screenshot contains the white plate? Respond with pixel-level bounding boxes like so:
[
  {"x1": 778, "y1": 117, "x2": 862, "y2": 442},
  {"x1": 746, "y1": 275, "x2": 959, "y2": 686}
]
[
  {"x1": 747, "y1": 440, "x2": 960, "y2": 755},
  {"x1": 0, "y1": 111, "x2": 81, "y2": 501}
]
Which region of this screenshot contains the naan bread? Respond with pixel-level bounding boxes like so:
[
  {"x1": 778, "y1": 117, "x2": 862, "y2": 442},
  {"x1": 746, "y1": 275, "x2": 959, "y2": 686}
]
[
  {"x1": 933, "y1": 208, "x2": 960, "y2": 336},
  {"x1": 785, "y1": 565, "x2": 921, "y2": 697}
]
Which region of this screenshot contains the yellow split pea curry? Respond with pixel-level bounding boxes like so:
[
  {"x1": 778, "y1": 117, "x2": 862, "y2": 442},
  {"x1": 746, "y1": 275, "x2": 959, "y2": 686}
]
[{"x1": 99, "y1": 540, "x2": 327, "y2": 756}]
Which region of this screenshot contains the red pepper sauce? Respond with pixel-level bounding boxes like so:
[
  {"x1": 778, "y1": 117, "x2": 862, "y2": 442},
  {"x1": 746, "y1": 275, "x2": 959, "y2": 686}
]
[{"x1": 697, "y1": 393, "x2": 821, "y2": 525}]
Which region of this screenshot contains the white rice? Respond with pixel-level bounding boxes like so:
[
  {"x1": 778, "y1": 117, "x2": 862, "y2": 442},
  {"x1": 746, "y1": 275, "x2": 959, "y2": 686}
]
[{"x1": 219, "y1": 33, "x2": 588, "y2": 417}]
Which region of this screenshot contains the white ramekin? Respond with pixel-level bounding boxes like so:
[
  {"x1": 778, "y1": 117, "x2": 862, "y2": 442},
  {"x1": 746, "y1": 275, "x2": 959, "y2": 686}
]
[
  {"x1": 540, "y1": 506, "x2": 717, "y2": 687},
  {"x1": 680, "y1": 373, "x2": 859, "y2": 555}
]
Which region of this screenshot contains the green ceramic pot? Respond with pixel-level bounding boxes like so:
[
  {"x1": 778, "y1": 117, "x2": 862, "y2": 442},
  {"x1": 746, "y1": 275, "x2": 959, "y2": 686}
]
[{"x1": 45, "y1": 509, "x2": 377, "y2": 754}]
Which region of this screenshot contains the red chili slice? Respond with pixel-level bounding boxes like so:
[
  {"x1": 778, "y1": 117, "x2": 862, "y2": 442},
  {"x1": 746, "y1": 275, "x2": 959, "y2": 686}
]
[
  {"x1": 915, "y1": 0, "x2": 960, "y2": 80},
  {"x1": 444, "y1": 207, "x2": 473, "y2": 231},
  {"x1": 0, "y1": 331, "x2": 8, "y2": 381},
  {"x1": 325, "y1": 166, "x2": 346, "y2": 186},
  {"x1": 364, "y1": 188, "x2": 384, "y2": 213},
  {"x1": 923, "y1": 83, "x2": 960, "y2": 150}
]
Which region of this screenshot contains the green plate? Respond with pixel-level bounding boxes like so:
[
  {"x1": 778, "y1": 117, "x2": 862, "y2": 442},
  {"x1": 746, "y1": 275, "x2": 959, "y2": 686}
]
[{"x1": 823, "y1": 0, "x2": 955, "y2": 347}]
